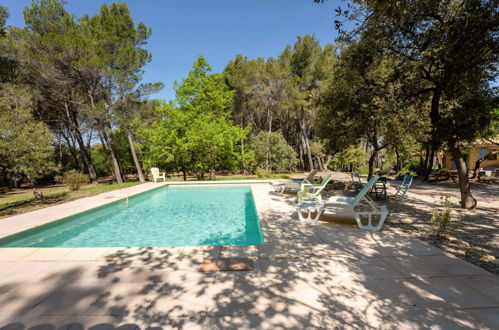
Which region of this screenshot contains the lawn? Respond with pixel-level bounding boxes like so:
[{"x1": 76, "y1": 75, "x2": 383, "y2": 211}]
[
  {"x1": 0, "y1": 182, "x2": 143, "y2": 218},
  {"x1": 215, "y1": 174, "x2": 291, "y2": 180}
]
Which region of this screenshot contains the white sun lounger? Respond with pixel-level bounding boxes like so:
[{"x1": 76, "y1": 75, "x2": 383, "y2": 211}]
[
  {"x1": 296, "y1": 175, "x2": 388, "y2": 231},
  {"x1": 273, "y1": 169, "x2": 318, "y2": 194}
]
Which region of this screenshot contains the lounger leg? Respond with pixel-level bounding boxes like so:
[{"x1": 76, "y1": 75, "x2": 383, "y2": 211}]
[
  {"x1": 279, "y1": 185, "x2": 286, "y2": 194},
  {"x1": 354, "y1": 211, "x2": 388, "y2": 231},
  {"x1": 296, "y1": 205, "x2": 323, "y2": 224}
]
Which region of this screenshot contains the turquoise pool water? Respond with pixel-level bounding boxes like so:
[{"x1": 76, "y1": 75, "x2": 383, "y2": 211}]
[{"x1": 0, "y1": 186, "x2": 264, "y2": 247}]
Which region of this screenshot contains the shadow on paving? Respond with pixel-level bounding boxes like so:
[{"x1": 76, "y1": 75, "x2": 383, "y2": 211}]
[
  {"x1": 0, "y1": 192, "x2": 497, "y2": 328},
  {"x1": 273, "y1": 185, "x2": 498, "y2": 275}
]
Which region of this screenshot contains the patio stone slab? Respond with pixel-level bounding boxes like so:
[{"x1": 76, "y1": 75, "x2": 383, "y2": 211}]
[
  {"x1": 0, "y1": 315, "x2": 77, "y2": 330},
  {"x1": 20, "y1": 248, "x2": 75, "y2": 261},
  {"x1": 68, "y1": 316, "x2": 140, "y2": 330},
  {"x1": 146, "y1": 272, "x2": 219, "y2": 317},
  {"x1": 57, "y1": 248, "x2": 111, "y2": 261},
  {"x1": 70, "y1": 261, "x2": 171, "y2": 284},
  {"x1": 24, "y1": 261, "x2": 88, "y2": 284},
  {"x1": 87, "y1": 281, "x2": 160, "y2": 317},
  {"x1": 257, "y1": 255, "x2": 404, "y2": 279},
  {"x1": 219, "y1": 245, "x2": 258, "y2": 258},
  {"x1": 0, "y1": 283, "x2": 58, "y2": 317},
  {"x1": 0, "y1": 248, "x2": 40, "y2": 261},
  {"x1": 391, "y1": 308, "x2": 499, "y2": 330},
  {"x1": 391, "y1": 276, "x2": 498, "y2": 310},
  {"x1": 456, "y1": 275, "x2": 499, "y2": 304},
  {"x1": 0, "y1": 261, "x2": 54, "y2": 285},
  {"x1": 199, "y1": 258, "x2": 255, "y2": 272},
  {"x1": 100, "y1": 246, "x2": 221, "y2": 271},
  {"x1": 205, "y1": 313, "x2": 339, "y2": 329},
  {"x1": 420, "y1": 254, "x2": 491, "y2": 276},
  {"x1": 381, "y1": 256, "x2": 450, "y2": 278},
  {"x1": 140, "y1": 315, "x2": 205, "y2": 330},
  {"x1": 373, "y1": 238, "x2": 446, "y2": 257},
  {"x1": 24, "y1": 283, "x2": 107, "y2": 317}
]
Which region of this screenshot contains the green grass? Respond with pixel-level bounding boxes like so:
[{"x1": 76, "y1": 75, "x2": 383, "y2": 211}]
[
  {"x1": 215, "y1": 174, "x2": 290, "y2": 181},
  {"x1": 0, "y1": 182, "x2": 143, "y2": 215}
]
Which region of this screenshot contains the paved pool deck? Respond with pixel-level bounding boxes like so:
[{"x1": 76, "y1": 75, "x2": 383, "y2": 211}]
[{"x1": 0, "y1": 183, "x2": 497, "y2": 329}]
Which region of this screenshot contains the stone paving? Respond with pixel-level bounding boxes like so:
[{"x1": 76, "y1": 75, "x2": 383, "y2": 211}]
[{"x1": 0, "y1": 183, "x2": 497, "y2": 329}]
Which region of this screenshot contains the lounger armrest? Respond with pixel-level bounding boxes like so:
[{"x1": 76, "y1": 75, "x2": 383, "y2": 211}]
[{"x1": 300, "y1": 183, "x2": 316, "y2": 192}]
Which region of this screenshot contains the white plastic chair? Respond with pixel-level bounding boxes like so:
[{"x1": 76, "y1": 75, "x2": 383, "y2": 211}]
[
  {"x1": 296, "y1": 176, "x2": 389, "y2": 231},
  {"x1": 150, "y1": 167, "x2": 166, "y2": 183}
]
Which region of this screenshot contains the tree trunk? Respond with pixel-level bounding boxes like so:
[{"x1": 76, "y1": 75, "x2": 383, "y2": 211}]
[
  {"x1": 127, "y1": 130, "x2": 145, "y2": 182},
  {"x1": 424, "y1": 147, "x2": 435, "y2": 181},
  {"x1": 472, "y1": 151, "x2": 498, "y2": 179},
  {"x1": 89, "y1": 92, "x2": 123, "y2": 184},
  {"x1": 324, "y1": 155, "x2": 331, "y2": 171},
  {"x1": 423, "y1": 88, "x2": 442, "y2": 180},
  {"x1": 61, "y1": 130, "x2": 80, "y2": 171},
  {"x1": 448, "y1": 139, "x2": 477, "y2": 209},
  {"x1": 298, "y1": 139, "x2": 304, "y2": 170},
  {"x1": 421, "y1": 144, "x2": 430, "y2": 179},
  {"x1": 240, "y1": 119, "x2": 246, "y2": 174},
  {"x1": 97, "y1": 130, "x2": 116, "y2": 182},
  {"x1": 317, "y1": 156, "x2": 325, "y2": 172},
  {"x1": 64, "y1": 102, "x2": 97, "y2": 183},
  {"x1": 181, "y1": 163, "x2": 187, "y2": 181},
  {"x1": 367, "y1": 151, "x2": 377, "y2": 180},
  {"x1": 304, "y1": 135, "x2": 314, "y2": 171},
  {"x1": 394, "y1": 150, "x2": 400, "y2": 172},
  {"x1": 100, "y1": 126, "x2": 123, "y2": 184}
]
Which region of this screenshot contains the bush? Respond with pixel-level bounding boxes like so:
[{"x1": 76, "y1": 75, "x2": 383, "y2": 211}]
[
  {"x1": 430, "y1": 196, "x2": 461, "y2": 237},
  {"x1": 255, "y1": 168, "x2": 272, "y2": 178},
  {"x1": 250, "y1": 131, "x2": 297, "y2": 172},
  {"x1": 63, "y1": 170, "x2": 88, "y2": 191}
]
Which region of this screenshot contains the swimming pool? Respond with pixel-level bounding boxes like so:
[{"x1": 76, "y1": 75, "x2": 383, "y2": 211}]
[{"x1": 0, "y1": 185, "x2": 264, "y2": 247}]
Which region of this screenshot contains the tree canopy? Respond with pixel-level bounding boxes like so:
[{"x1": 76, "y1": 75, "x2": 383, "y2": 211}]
[{"x1": 140, "y1": 56, "x2": 250, "y2": 180}]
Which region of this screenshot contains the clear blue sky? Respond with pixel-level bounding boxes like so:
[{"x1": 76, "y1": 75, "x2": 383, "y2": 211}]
[{"x1": 3, "y1": 0, "x2": 341, "y2": 101}]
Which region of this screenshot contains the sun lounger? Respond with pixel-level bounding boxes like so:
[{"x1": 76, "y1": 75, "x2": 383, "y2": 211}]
[
  {"x1": 296, "y1": 175, "x2": 388, "y2": 231},
  {"x1": 273, "y1": 170, "x2": 318, "y2": 194},
  {"x1": 297, "y1": 174, "x2": 332, "y2": 201}
]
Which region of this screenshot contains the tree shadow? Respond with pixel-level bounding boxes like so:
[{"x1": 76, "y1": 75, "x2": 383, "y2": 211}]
[{"x1": 0, "y1": 187, "x2": 497, "y2": 329}]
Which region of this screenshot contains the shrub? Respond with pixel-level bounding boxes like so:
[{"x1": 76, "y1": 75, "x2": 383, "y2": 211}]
[
  {"x1": 63, "y1": 170, "x2": 89, "y2": 191},
  {"x1": 255, "y1": 167, "x2": 272, "y2": 178},
  {"x1": 250, "y1": 131, "x2": 297, "y2": 172},
  {"x1": 430, "y1": 196, "x2": 461, "y2": 237}
]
